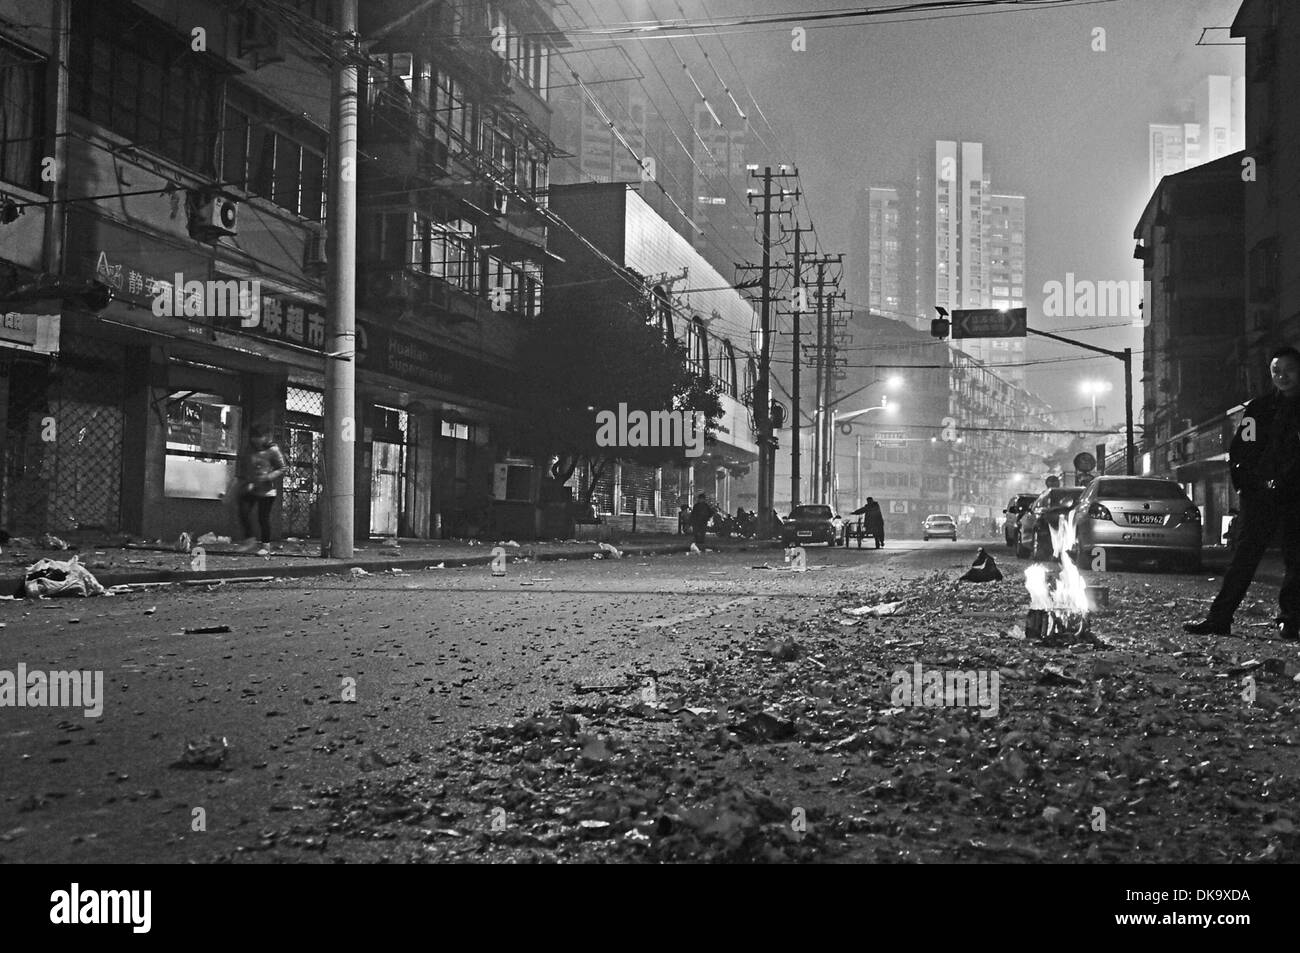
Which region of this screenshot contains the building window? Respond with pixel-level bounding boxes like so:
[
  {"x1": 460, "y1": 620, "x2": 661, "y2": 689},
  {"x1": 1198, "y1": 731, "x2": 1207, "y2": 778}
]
[
  {"x1": 69, "y1": 0, "x2": 221, "y2": 176},
  {"x1": 223, "y1": 85, "x2": 326, "y2": 220},
  {"x1": 717, "y1": 340, "x2": 737, "y2": 397},
  {"x1": 164, "y1": 392, "x2": 242, "y2": 499},
  {"x1": 687, "y1": 318, "x2": 710, "y2": 376},
  {"x1": 0, "y1": 38, "x2": 44, "y2": 190}
]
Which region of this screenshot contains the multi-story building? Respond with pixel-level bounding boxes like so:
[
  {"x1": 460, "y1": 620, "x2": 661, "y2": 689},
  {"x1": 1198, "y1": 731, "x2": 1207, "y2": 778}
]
[
  {"x1": 1233, "y1": 0, "x2": 1300, "y2": 374},
  {"x1": 1148, "y1": 74, "x2": 1247, "y2": 192},
  {"x1": 352, "y1": 0, "x2": 567, "y2": 540},
  {"x1": 913, "y1": 141, "x2": 1029, "y2": 384},
  {"x1": 850, "y1": 186, "x2": 903, "y2": 317},
  {"x1": 0, "y1": 0, "x2": 570, "y2": 542},
  {"x1": 985, "y1": 192, "x2": 1027, "y2": 386},
  {"x1": 1131, "y1": 0, "x2": 1299, "y2": 543},
  {"x1": 546, "y1": 182, "x2": 760, "y2": 528}
]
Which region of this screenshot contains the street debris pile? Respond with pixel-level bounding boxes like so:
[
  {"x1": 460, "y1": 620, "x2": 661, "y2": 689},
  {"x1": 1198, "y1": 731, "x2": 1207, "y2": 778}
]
[
  {"x1": 220, "y1": 571, "x2": 1300, "y2": 864},
  {"x1": 15, "y1": 556, "x2": 108, "y2": 599}
]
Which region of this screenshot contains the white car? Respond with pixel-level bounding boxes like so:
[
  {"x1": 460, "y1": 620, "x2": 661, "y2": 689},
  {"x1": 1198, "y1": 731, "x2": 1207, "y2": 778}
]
[{"x1": 923, "y1": 514, "x2": 958, "y2": 541}]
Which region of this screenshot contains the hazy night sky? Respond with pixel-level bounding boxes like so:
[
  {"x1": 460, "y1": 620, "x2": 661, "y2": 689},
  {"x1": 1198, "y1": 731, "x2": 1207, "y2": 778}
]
[{"x1": 564, "y1": 0, "x2": 1245, "y2": 423}]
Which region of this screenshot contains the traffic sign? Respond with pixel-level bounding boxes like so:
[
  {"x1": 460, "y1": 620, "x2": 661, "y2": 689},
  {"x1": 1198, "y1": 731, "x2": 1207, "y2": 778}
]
[{"x1": 951, "y1": 307, "x2": 1026, "y2": 339}]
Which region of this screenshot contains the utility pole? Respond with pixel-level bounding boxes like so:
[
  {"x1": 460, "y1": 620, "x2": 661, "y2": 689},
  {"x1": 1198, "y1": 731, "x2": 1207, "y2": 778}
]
[
  {"x1": 741, "y1": 166, "x2": 798, "y2": 537},
  {"x1": 786, "y1": 223, "x2": 812, "y2": 508},
  {"x1": 323, "y1": 0, "x2": 359, "y2": 557},
  {"x1": 806, "y1": 254, "x2": 842, "y2": 503},
  {"x1": 812, "y1": 261, "x2": 825, "y2": 503}
]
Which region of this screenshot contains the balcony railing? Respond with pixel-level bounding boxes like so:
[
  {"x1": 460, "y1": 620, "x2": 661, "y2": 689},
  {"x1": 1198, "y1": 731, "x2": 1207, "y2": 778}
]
[{"x1": 358, "y1": 266, "x2": 496, "y2": 323}]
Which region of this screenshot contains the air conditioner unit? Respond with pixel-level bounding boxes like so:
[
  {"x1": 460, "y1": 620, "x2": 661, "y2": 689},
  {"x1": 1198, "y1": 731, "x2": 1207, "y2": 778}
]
[
  {"x1": 304, "y1": 225, "x2": 327, "y2": 272},
  {"x1": 189, "y1": 191, "x2": 238, "y2": 241}
]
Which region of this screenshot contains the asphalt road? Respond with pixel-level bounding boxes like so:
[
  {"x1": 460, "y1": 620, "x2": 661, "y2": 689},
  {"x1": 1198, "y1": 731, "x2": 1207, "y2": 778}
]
[{"x1": 0, "y1": 536, "x2": 1219, "y2": 863}]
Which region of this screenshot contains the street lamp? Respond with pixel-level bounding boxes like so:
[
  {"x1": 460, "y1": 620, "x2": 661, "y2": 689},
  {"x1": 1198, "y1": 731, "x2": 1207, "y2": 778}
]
[
  {"x1": 830, "y1": 399, "x2": 899, "y2": 513},
  {"x1": 813, "y1": 375, "x2": 902, "y2": 505},
  {"x1": 1079, "y1": 379, "x2": 1112, "y2": 427}
]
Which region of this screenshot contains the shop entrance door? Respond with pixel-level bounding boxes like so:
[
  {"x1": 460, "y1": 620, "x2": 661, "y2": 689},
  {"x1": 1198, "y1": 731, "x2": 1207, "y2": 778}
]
[{"x1": 370, "y1": 440, "x2": 405, "y2": 536}]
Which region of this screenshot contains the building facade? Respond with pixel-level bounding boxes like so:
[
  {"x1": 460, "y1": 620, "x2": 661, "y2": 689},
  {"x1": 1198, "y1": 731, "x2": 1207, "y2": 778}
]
[
  {"x1": 0, "y1": 0, "x2": 570, "y2": 543},
  {"x1": 1132, "y1": 0, "x2": 1300, "y2": 543},
  {"x1": 1148, "y1": 75, "x2": 1247, "y2": 192},
  {"x1": 547, "y1": 182, "x2": 760, "y2": 530}
]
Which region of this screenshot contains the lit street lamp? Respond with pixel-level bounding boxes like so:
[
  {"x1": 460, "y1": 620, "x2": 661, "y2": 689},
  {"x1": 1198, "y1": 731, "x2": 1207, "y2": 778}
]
[
  {"x1": 1079, "y1": 379, "x2": 1112, "y2": 428},
  {"x1": 830, "y1": 398, "x2": 899, "y2": 513}
]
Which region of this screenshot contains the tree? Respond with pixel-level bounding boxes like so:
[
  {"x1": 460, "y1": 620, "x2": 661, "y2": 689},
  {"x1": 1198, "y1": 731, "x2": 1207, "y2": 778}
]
[{"x1": 511, "y1": 269, "x2": 723, "y2": 503}]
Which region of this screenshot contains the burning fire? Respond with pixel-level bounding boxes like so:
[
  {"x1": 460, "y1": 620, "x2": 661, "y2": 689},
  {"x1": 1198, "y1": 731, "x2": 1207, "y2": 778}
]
[{"x1": 1023, "y1": 515, "x2": 1090, "y2": 613}]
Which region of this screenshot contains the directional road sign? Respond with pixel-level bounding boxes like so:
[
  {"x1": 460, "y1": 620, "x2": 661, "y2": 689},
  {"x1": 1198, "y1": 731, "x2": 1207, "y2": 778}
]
[{"x1": 950, "y1": 307, "x2": 1027, "y2": 339}]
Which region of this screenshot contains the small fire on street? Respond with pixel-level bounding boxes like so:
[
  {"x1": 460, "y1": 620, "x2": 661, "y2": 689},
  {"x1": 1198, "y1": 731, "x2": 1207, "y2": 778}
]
[{"x1": 1024, "y1": 517, "x2": 1092, "y2": 643}]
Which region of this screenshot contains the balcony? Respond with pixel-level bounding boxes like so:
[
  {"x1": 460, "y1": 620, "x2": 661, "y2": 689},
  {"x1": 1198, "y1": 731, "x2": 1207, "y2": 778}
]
[{"x1": 358, "y1": 266, "x2": 495, "y2": 325}]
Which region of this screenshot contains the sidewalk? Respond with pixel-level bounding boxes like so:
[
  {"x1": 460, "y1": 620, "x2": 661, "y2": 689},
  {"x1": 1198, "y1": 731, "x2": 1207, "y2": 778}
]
[{"x1": 3, "y1": 532, "x2": 781, "y2": 589}]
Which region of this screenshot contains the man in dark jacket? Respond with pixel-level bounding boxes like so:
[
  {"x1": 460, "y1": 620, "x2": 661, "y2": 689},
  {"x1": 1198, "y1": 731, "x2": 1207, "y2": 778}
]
[
  {"x1": 1185, "y1": 346, "x2": 1300, "y2": 639},
  {"x1": 689, "y1": 493, "x2": 714, "y2": 547}
]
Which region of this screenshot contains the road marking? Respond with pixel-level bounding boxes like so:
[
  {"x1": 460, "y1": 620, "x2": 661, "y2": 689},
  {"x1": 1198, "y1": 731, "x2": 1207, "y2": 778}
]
[{"x1": 639, "y1": 596, "x2": 760, "y2": 629}]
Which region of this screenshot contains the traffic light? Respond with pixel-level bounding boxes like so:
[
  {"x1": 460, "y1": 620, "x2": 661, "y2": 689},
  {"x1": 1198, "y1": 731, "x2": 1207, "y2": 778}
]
[
  {"x1": 770, "y1": 399, "x2": 787, "y2": 429},
  {"x1": 931, "y1": 305, "x2": 949, "y2": 340}
]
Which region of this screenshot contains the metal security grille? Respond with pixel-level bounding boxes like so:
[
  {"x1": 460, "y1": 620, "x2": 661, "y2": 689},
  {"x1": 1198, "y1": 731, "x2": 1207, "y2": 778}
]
[
  {"x1": 282, "y1": 385, "x2": 324, "y2": 538},
  {"x1": 619, "y1": 462, "x2": 656, "y2": 515},
  {"x1": 3, "y1": 337, "x2": 125, "y2": 535},
  {"x1": 575, "y1": 463, "x2": 615, "y2": 515}
]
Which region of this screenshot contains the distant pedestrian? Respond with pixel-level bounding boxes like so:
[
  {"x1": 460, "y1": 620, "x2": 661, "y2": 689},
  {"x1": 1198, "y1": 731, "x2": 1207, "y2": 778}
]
[
  {"x1": 678, "y1": 503, "x2": 691, "y2": 535},
  {"x1": 237, "y1": 424, "x2": 286, "y2": 553},
  {"x1": 1185, "y1": 346, "x2": 1300, "y2": 639},
  {"x1": 689, "y1": 493, "x2": 713, "y2": 547}
]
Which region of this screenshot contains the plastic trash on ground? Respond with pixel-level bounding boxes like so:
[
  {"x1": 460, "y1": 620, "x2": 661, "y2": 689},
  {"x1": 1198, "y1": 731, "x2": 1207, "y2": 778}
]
[
  {"x1": 21, "y1": 556, "x2": 108, "y2": 598},
  {"x1": 845, "y1": 600, "x2": 907, "y2": 617}
]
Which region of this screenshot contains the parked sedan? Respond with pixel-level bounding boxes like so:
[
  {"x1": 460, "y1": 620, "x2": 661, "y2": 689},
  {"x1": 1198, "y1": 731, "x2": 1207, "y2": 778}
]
[
  {"x1": 1016, "y1": 486, "x2": 1085, "y2": 559},
  {"x1": 1066, "y1": 476, "x2": 1201, "y2": 571},
  {"x1": 782, "y1": 504, "x2": 841, "y2": 546},
  {"x1": 922, "y1": 513, "x2": 958, "y2": 541},
  {"x1": 1002, "y1": 493, "x2": 1040, "y2": 548}
]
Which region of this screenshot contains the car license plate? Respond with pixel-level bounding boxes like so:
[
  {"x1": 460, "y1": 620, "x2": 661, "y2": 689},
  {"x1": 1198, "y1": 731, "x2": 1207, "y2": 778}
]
[
  {"x1": 1128, "y1": 514, "x2": 1164, "y2": 525},
  {"x1": 797, "y1": 530, "x2": 813, "y2": 536}
]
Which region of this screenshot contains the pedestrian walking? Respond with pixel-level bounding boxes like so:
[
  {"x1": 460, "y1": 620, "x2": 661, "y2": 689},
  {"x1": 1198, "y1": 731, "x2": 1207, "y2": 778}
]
[
  {"x1": 237, "y1": 424, "x2": 286, "y2": 554},
  {"x1": 1185, "y1": 346, "x2": 1300, "y2": 639},
  {"x1": 678, "y1": 502, "x2": 691, "y2": 535},
  {"x1": 689, "y1": 493, "x2": 714, "y2": 547}
]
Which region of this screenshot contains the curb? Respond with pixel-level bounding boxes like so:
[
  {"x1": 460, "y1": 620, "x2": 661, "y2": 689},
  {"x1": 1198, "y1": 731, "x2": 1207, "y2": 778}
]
[{"x1": 92, "y1": 539, "x2": 782, "y2": 588}]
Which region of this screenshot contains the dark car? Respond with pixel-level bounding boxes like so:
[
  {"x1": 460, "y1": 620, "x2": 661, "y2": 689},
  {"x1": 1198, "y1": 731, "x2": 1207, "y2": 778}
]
[
  {"x1": 1016, "y1": 487, "x2": 1085, "y2": 559},
  {"x1": 782, "y1": 504, "x2": 840, "y2": 546},
  {"x1": 1002, "y1": 493, "x2": 1040, "y2": 548}
]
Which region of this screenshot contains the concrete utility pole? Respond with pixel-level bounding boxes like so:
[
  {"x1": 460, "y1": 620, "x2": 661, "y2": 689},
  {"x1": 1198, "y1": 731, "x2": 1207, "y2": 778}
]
[
  {"x1": 787, "y1": 223, "x2": 811, "y2": 508},
  {"x1": 806, "y1": 254, "x2": 842, "y2": 503},
  {"x1": 323, "y1": 0, "x2": 359, "y2": 557},
  {"x1": 743, "y1": 166, "x2": 798, "y2": 537}
]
